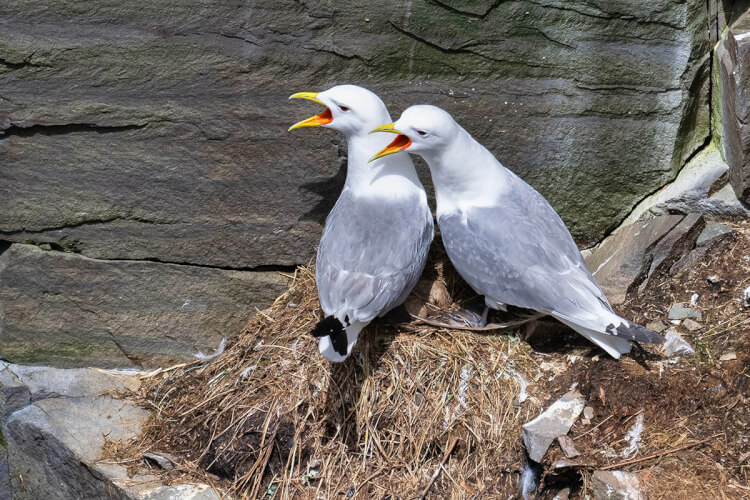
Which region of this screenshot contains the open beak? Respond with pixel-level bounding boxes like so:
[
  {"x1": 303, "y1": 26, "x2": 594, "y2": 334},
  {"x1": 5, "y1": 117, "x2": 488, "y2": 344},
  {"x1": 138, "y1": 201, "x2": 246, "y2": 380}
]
[
  {"x1": 369, "y1": 123, "x2": 412, "y2": 162},
  {"x1": 288, "y1": 92, "x2": 333, "y2": 131}
]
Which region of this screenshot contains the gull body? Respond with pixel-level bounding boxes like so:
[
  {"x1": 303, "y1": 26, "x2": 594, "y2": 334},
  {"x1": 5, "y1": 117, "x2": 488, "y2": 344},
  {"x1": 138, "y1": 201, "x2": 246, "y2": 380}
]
[
  {"x1": 371, "y1": 105, "x2": 662, "y2": 358},
  {"x1": 289, "y1": 86, "x2": 433, "y2": 362}
]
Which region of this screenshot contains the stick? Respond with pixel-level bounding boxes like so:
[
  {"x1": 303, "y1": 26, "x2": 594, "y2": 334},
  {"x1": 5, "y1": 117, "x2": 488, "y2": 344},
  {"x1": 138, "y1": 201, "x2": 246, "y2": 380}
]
[
  {"x1": 600, "y1": 435, "x2": 718, "y2": 470},
  {"x1": 417, "y1": 436, "x2": 459, "y2": 500}
]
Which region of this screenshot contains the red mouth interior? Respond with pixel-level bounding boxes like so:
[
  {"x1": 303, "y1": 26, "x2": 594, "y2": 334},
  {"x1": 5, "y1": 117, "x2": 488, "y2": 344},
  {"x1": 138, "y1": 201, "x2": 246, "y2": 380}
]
[
  {"x1": 387, "y1": 134, "x2": 412, "y2": 151},
  {"x1": 317, "y1": 108, "x2": 333, "y2": 124}
]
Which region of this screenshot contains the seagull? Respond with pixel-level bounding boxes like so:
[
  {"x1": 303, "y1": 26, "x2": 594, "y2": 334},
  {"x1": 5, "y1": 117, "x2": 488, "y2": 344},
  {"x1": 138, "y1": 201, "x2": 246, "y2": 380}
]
[
  {"x1": 370, "y1": 105, "x2": 663, "y2": 358},
  {"x1": 289, "y1": 86, "x2": 433, "y2": 362}
]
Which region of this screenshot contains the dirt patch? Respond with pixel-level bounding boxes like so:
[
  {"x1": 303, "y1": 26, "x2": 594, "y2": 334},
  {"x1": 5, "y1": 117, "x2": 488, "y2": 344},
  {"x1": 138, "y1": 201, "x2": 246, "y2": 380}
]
[{"x1": 110, "y1": 224, "x2": 750, "y2": 499}]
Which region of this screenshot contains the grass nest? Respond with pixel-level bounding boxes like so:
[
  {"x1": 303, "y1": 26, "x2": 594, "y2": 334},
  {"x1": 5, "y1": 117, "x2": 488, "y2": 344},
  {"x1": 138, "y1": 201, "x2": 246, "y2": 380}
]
[{"x1": 113, "y1": 226, "x2": 750, "y2": 499}]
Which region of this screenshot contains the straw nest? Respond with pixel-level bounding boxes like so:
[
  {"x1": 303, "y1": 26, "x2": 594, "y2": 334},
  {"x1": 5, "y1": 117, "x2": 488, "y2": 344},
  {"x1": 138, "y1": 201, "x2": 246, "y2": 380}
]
[{"x1": 123, "y1": 259, "x2": 545, "y2": 499}]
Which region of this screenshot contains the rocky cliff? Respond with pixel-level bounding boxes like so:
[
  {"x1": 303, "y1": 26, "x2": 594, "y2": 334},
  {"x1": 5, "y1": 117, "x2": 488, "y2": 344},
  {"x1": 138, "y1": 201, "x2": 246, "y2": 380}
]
[{"x1": 1, "y1": 0, "x2": 748, "y2": 368}]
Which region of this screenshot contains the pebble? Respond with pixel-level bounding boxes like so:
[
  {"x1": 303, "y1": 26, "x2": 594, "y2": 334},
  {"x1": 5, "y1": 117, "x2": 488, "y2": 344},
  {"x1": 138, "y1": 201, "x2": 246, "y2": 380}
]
[
  {"x1": 719, "y1": 352, "x2": 737, "y2": 361},
  {"x1": 668, "y1": 303, "x2": 702, "y2": 320},
  {"x1": 682, "y1": 318, "x2": 702, "y2": 331}
]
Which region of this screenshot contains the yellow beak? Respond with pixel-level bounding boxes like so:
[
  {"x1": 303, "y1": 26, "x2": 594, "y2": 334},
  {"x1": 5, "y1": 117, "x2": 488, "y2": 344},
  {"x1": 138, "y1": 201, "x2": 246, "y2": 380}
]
[
  {"x1": 288, "y1": 92, "x2": 333, "y2": 131},
  {"x1": 369, "y1": 123, "x2": 412, "y2": 162}
]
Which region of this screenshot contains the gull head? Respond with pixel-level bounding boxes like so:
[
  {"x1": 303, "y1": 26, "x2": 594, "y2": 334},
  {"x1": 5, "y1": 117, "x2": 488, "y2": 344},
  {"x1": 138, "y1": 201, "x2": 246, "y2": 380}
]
[
  {"x1": 288, "y1": 84, "x2": 390, "y2": 136},
  {"x1": 369, "y1": 105, "x2": 459, "y2": 161}
]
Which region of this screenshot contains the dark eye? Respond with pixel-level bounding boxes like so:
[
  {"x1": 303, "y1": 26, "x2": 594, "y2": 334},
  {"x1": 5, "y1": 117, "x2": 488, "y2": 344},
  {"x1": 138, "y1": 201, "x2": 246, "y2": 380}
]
[
  {"x1": 416, "y1": 130, "x2": 428, "y2": 137},
  {"x1": 338, "y1": 105, "x2": 350, "y2": 112}
]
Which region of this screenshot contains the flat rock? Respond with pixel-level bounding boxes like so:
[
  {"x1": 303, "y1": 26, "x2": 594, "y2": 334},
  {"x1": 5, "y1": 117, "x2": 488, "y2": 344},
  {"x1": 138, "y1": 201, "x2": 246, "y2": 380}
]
[
  {"x1": 668, "y1": 303, "x2": 703, "y2": 320},
  {"x1": 522, "y1": 389, "x2": 585, "y2": 462},
  {"x1": 663, "y1": 330, "x2": 696, "y2": 357},
  {"x1": 0, "y1": 244, "x2": 287, "y2": 368},
  {"x1": 591, "y1": 470, "x2": 644, "y2": 500}
]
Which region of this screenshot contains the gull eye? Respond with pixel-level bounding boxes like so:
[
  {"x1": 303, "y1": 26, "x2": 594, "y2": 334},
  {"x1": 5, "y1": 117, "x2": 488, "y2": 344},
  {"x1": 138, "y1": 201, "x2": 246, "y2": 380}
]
[
  {"x1": 338, "y1": 105, "x2": 350, "y2": 112},
  {"x1": 416, "y1": 130, "x2": 428, "y2": 137}
]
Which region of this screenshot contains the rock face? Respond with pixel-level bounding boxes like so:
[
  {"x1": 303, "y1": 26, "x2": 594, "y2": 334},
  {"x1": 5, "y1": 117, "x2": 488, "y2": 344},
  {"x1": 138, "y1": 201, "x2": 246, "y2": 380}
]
[
  {"x1": 0, "y1": 1, "x2": 711, "y2": 248},
  {"x1": 0, "y1": 244, "x2": 287, "y2": 368},
  {"x1": 718, "y1": 12, "x2": 750, "y2": 202},
  {"x1": 0, "y1": 364, "x2": 219, "y2": 500},
  {"x1": 0, "y1": 1, "x2": 720, "y2": 367}
]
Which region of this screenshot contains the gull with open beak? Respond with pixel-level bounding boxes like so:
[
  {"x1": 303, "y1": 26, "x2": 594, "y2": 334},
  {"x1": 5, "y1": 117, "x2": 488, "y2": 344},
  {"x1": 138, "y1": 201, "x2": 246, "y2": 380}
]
[
  {"x1": 289, "y1": 85, "x2": 433, "y2": 362},
  {"x1": 370, "y1": 106, "x2": 663, "y2": 358}
]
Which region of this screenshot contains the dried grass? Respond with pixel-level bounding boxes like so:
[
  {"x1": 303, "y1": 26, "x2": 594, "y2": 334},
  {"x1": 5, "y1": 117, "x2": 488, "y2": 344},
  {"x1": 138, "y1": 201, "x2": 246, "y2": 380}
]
[{"x1": 123, "y1": 265, "x2": 544, "y2": 499}]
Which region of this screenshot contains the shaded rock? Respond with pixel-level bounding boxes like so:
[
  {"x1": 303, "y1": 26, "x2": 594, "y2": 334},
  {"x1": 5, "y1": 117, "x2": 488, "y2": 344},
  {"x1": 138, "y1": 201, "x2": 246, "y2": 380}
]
[
  {"x1": 743, "y1": 286, "x2": 750, "y2": 306},
  {"x1": 0, "y1": 244, "x2": 287, "y2": 368},
  {"x1": 718, "y1": 12, "x2": 750, "y2": 202},
  {"x1": 638, "y1": 213, "x2": 705, "y2": 293},
  {"x1": 591, "y1": 470, "x2": 644, "y2": 500},
  {"x1": 663, "y1": 330, "x2": 696, "y2": 357},
  {"x1": 586, "y1": 215, "x2": 697, "y2": 304},
  {"x1": 668, "y1": 303, "x2": 703, "y2": 320},
  {"x1": 522, "y1": 389, "x2": 585, "y2": 462},
  {"x1": 670, "y1": 220, "x2": 736, "y2": 276}
]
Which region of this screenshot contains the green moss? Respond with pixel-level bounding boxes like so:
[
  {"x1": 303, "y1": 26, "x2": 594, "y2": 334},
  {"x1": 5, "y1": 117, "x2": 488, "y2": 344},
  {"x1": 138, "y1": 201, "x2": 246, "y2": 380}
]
[{"x1": 1, "y1": 340, "x2": 100, "y2": 366}]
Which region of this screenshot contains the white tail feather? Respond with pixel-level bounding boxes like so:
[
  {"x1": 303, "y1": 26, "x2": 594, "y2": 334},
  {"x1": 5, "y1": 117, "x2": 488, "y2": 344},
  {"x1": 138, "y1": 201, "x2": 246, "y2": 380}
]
[{"x1": 553, "y1": 316, "x2": 632, "y2": 359}]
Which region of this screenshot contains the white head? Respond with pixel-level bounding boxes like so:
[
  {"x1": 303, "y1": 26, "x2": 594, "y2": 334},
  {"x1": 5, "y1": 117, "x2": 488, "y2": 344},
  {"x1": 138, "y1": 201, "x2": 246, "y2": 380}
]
[
  {"x1": 369, "y1": 105, "x2": 461, "y2": 160},
  {"x1": 288, "y1": 84, "x2": 391, "y2": 136}
]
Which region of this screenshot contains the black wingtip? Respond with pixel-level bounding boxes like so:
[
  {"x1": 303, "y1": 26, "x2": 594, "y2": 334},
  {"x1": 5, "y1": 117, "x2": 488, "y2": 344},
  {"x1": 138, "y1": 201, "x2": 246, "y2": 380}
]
[
  {"x1": 606, "y1": 321, "x2": 664, "y2": 344},
  {"x1": 311, "y1": 315, "x2": 348, "y2": 356}
]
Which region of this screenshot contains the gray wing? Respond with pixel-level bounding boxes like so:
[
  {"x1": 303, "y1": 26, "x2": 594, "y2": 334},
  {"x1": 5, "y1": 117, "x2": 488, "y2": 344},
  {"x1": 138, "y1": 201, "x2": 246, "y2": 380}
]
[
  {"x1": 316, "y1": 189, "x2": 433, "y2": 323},
  {"x1": 438, "y1": 174, "x2": 609, "y2": 318}
]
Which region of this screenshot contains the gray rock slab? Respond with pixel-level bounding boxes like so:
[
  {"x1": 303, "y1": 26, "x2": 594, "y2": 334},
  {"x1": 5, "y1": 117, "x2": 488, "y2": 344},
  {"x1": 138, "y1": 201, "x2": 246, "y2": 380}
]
[
  {"x1": 522, "y1": 389, "x2": 585, "y2": 463},
  {"x1": 0, "y1": 0, "x2": 710, "y2": 251},
  {"x1": 0, "y1": 244, "x2": 287, "y2": 368},
  {"x1": 591, "y1": 470, "x2": 644, "y2": 500},
  {"x1": 696, "y1": 221, "x2": 734, "y2": 245},
  {"x1": 586, "y1": 216, "x2": 685, "y2": 304},
  {"x1": 718, "y1": 12, "x2": 750, "y2": 202}
]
